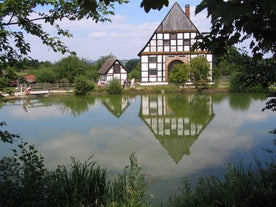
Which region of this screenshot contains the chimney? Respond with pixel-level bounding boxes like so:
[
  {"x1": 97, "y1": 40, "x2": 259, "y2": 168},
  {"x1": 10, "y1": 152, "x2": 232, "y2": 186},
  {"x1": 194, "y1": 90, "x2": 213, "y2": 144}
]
[{"x1": 185, "y1": 4, "x2": 190, "y2": 19}]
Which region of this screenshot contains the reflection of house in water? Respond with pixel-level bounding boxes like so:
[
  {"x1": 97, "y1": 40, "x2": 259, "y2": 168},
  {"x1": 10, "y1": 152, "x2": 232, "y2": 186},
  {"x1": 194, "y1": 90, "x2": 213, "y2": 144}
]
[
  {"x1": 139, "y1": 94, "x2": 214, "y2": 163},
  {"x1": 102, "y1": 96, "x2": 130, "y2": 117}
]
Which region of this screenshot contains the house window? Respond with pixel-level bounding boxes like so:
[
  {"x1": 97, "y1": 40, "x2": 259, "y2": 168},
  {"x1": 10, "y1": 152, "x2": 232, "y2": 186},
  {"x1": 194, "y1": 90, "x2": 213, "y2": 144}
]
[
  {"x1": 149, "y1": 69, "x2": 157, "y2": 75},
  {"x1": 113, "y1": 64, "x2": 120, "y2": 74},
  {"x1": 149, "y1": 56, "x2": 157, "y2": 63},
  {"x1": 164, "y1": 40, "x2": 170, "y2": 46},
  {"x1": 170, "y1": 33, "x2": 177, "y2": 40},
  {"x1": 184, "y1": 39, "x2": 190, "y2": 46}
]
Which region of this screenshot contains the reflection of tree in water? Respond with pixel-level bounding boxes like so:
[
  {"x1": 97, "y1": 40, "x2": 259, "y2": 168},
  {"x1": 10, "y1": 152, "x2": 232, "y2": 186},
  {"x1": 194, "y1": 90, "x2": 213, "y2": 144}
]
[
  {"x1": 229, "y1": 93, "x2": 268, "y2": 111},
  {"x1": 166, "y1": 94, "x2": 190, "y2": 116},
  {"x1": 229, "y1": 93, "x2": 251, "y2": 111},
  {"x1": 101, "y1": 95, "x2": 130, "y2": 118},
  {"x1": 212, "y1": 93, "x2": 228, "y2": 104},
  {"x1": 167, "y1": 94, "x2": 212, "y2": 125},
  {"x1": 140, "y1": 94, "x2": 214, "y2": 164},
  {"x1": 49, "y1": 96, "x2": 95, "y2": 117},
  {"x1": 0, "y1": 101, "x2": 4, "y2": 110},
  {"x1": 251, "y1": 93, "x2": 267, "y2": 101},
  {"x1": 189, "y1": 95, "x2": 212, "y2": 125}
]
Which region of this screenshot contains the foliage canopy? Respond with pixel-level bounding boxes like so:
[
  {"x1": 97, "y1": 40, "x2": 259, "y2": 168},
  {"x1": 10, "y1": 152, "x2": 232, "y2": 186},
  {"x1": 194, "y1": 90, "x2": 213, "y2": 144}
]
[
  {"x1": 190, "y1": 57, "x2": 210, "y2": 88},
  {"x1": 0, "y1": 0, "x2": 128, "y2": 66},
  {"x1": 1, "y1": 0, "x2": 274, "y2": 66},
  {"x1": 74, "y1": 75, "x2": 94, "y2": 95},
  {"x1": 169, "y1": 63, "x2": 190, "y2": 86},
  {"x1": 54, "y1": 55, "x2": 88, "y2": 83},
  {"x1": 194, "y1": 0, "x2": 276, "y2": 59}
]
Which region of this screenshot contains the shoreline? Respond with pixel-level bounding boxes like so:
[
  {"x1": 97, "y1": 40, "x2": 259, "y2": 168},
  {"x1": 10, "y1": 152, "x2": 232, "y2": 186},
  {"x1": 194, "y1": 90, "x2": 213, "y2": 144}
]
[{"x1": 1, "y1": 86, "x2": 230, "y2": 101}]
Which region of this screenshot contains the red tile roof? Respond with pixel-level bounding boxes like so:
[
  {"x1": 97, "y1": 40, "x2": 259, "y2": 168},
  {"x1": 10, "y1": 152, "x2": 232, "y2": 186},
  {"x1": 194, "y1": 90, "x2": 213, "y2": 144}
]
[{"x1": 22, "y1": 74, "x2": 36, "y2": 83}]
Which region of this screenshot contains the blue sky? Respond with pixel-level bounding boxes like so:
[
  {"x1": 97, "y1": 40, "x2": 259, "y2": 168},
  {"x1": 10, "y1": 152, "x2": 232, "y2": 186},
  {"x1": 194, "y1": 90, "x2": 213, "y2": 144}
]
[{"x1": 27, "y1": 0, "x2": 210, "y2": 62}]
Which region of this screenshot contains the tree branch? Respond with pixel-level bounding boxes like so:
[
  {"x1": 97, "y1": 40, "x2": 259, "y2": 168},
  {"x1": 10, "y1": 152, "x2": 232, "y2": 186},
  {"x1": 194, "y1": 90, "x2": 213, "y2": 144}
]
[{"x1": 2, "y1": 16, "x2": 47, "y2": 26}]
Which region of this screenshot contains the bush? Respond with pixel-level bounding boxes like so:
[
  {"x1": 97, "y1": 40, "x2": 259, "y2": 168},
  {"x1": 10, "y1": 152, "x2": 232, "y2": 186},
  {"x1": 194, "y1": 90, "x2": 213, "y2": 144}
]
[
  {"x1": 35, "y1": 67, "x2": 57, "y2": 83},
  {"x1": 108, "y1": 79, "x2": 122, "y2": 94},
  {"x1": 1, "y1": 122, "x2": 275, "y2": 207},
  {"x1": 107, "y1": 153, "x2": 150, "y2": 207},
  {"x1": 49, "y1": 156, "x2": 108, "y2": 206},
  {"x1": 0, "y1": 136, "x2": 50, "y2": 206},
  {"x1": 169, "y1": 64, "x2": 189, "y2": 86},
  {"x1": 190, "y1": 57, "x2": 210, "y2": 88},
  {"x1": 74, "y1": 75, "x2": 94, "y2": 95},
  {"x1": 0, "y1": 124, "x2": 149, "y2": 206},
  {"x1": 230, "y1": 58, "x2": 276, "y2": 93},
  {"x1": 167, "y1": 162, "x2": 276, "y2": 207}
]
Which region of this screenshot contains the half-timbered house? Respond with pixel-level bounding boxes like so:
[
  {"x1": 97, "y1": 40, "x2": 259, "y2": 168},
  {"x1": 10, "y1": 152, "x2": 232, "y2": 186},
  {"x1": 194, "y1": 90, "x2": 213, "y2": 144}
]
[
  {"x1": 98, "y1": 58, "x2": 128, "y2": 85},
  {"x1": 138, "y1": 3, "x2": 213, "y2": 85}
]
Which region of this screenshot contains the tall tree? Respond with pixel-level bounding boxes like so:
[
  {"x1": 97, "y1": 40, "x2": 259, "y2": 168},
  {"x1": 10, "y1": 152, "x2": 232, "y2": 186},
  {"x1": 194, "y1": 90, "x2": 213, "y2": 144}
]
[
  {"x1": 0, "y1": 0, "x2": 129, "y2": 66},
  {"x1": 125, "y1": 59, "x2": 139, "y2": 72},
  {"x1": 194, "y1": 0, "x2": 276, "y2": 59},
  {"x1": 94, "y1": 54, "x2": 116, "y2": 70},
  {"x1": 190, "y1": 57, "x2": 210, "y2": 88},
  {"x1": 169, "y1": 63, "x2": 190, "y2": 87},
  {"x1": 1, "y1": 0, "x2": 275, "y2": 66},
  {"x1": 55, "y1": 55, "x2": 88, "y2": 83}
]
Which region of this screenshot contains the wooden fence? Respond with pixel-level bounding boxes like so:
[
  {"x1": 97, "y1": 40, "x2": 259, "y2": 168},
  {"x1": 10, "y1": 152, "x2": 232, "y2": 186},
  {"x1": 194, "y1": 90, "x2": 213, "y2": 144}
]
[{"x1": 29, "y1": 83, "x2": 74, "y2": 91}]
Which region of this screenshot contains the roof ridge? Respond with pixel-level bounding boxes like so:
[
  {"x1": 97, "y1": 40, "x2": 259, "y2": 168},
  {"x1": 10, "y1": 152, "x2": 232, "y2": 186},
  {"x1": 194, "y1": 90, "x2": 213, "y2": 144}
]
[{"x1": 156, "y1": 2, "x2": 198, "y2": 32}]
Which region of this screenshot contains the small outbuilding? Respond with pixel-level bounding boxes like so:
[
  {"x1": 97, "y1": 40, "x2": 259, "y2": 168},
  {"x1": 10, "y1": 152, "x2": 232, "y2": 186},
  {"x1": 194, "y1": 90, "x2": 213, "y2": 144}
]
[
  {"x1": 98, "y1": 58, "x2": 128, "y2": 86},
  {"x1": 22, "y1": 74, "x2": 36, "y2": 83}
]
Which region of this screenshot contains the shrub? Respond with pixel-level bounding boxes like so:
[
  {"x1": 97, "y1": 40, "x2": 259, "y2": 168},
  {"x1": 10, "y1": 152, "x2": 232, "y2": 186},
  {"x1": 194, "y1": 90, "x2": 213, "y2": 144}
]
[
  {"x1": 0, "y1": 138, "x2": 50, "y2": 206},
  {"x1": 1, "y1": 122, "x2": 275, "y2": 207},
  {"x1": 169, "y1": 64, "x2": 190, "y2": 86},
  {"x1": 230, "y1": 58, "x2": 276, "y2": 93},
  {"x1": 107, "y1": 153, "x2": 150, "y2": 207},
  {"x1": 74, "y1": 75, "x2": 94, "y2": 95},
  {"x1": 167, "y1": 162, "x2": 276, "y2": 207},
  {"x1": 190, "y1": 57, "x2": 210, "y2": 88},
  {"x1": 108, "y1": 79, "x2": 122, "y2": 94},
  {"x1": 49, "y1": 156, "x2": 108, "y2": 206},
  {"x1": 0, "y1": 123, "x2": 149, "y2": 206},
  {"x1": 35, "y1": 67, "x2": 57, "y2": 83}
]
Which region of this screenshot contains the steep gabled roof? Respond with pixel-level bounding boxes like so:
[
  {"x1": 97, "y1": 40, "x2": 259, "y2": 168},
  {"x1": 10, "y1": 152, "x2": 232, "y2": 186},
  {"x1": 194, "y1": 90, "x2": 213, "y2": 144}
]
[
  {"x1": 22, "y1": 74, "x2": 36, "y2": 83},
  {"x1": 156, "y1": 2, "x2": 198, "y2": 32},
  {"x1": 138, "y1": 2, "x2": 200, "y2": 56},
  {"x1": 98, "y1": 58, "x2": 128, "y2": 75},
  {"x1": 98, "y1": 58, "x2": 117, "y2": 75}
]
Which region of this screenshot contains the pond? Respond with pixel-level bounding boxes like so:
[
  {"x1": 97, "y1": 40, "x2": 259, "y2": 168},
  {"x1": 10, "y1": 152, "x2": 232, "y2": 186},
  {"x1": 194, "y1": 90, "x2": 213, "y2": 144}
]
[{"x1": 0, "y1": 93, "x2": 275, "y2": 205}]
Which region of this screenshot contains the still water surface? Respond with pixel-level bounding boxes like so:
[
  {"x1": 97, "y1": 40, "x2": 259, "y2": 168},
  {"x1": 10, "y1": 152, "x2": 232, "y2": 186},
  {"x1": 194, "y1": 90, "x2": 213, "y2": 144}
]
[{"x1": 0, "y1": 93, "x2": 275, "y2": 204}]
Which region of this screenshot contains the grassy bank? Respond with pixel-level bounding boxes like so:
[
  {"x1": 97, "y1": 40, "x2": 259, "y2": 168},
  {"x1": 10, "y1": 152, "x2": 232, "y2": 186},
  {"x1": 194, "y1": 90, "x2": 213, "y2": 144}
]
[
  {"x1": 92, "y1": 82, "x2": 230, "y2": 96},
  {"x1": 2, "y1": 83, "x2": 230, "y2": 101}
]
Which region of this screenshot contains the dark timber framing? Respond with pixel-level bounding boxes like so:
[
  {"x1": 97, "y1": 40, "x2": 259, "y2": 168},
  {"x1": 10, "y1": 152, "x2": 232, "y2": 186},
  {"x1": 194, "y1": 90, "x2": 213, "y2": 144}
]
[
  {"x1": 138, "y1": 2, "x2": 213, "y2": 85},
  {"x1": 98, "y1": 58, "x2": 128, "y2": 85}
]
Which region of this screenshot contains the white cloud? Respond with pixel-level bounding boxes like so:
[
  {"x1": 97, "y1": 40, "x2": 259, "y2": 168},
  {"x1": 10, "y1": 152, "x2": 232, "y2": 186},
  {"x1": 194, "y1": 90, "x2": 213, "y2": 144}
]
[
  {"x1": 89, "y1": 32, "x2": 108, "y2": 38},
  {"x1": 24, "y1": 2, "x2": 212, "y2": 62}
]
